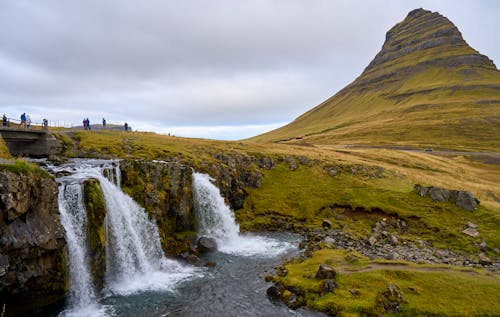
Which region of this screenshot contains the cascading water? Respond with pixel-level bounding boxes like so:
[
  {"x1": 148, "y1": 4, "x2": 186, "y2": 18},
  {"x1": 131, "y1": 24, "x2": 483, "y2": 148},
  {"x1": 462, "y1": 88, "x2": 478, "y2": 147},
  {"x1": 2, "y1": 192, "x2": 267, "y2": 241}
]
[
  {"x1": 58, "y1": 182, "x2": 107, "y2": 317},
  {"x1": 51, "y1": 159, "x2": 199, "y2": 317},
  {"x1": 192, "y1": 172, "x2": 293, "y2": 256}
]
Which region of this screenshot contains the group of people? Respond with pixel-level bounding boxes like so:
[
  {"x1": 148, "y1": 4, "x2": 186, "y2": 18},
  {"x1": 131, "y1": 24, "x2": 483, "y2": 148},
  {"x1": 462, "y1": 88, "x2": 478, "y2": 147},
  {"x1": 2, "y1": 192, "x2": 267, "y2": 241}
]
[
  {"x1": 82, "y1": 117, "x2": 129, "y2": 132},
  {"x1": 82, "y1": 118, "x2": 91, "y2": 130},
  {"x1": 20, "y1": 113, "x2": 32, "y2": 128},
  {"x1": 1, "y1": 113, "x2": 48, "y2": 130}
]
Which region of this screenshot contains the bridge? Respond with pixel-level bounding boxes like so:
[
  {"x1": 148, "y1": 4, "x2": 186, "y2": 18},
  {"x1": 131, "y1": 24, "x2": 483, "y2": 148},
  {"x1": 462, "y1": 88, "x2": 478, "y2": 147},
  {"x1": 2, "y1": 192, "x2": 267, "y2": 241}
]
[{"x1": 0, "y1": 127, "x2": 61, "y2": 157}]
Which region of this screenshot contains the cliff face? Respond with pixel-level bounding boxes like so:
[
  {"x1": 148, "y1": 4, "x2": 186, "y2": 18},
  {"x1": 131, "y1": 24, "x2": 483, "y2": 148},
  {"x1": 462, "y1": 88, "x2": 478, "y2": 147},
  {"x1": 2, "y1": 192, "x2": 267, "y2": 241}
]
[
  {"x1": 0, "y1": 169, "x2": 66, "y2": 315},
  {"x1": 251, "y1": 8, "x2": 500, "y2": 150}
]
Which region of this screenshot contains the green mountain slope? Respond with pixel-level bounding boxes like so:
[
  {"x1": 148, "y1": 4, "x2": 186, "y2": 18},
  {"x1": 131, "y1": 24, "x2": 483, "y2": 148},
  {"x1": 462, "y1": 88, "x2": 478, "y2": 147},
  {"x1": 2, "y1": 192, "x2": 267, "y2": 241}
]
[{"x1": 251, "y1": 9, "x2": 500, "y2": 151}]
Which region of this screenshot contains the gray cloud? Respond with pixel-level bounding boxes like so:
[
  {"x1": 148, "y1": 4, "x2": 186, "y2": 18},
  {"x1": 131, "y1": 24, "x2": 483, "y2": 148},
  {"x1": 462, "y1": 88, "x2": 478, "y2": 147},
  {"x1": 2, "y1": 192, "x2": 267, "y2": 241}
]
[{"x1": 1, "y1": 0, "x2": 498, "y2": 139}]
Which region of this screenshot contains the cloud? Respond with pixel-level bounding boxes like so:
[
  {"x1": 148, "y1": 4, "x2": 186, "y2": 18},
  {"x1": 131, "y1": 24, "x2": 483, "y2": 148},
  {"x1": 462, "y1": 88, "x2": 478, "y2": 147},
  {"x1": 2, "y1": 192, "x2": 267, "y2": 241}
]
[{"x1": 0, "y1": 0, "x2": 498, "y2": 139}]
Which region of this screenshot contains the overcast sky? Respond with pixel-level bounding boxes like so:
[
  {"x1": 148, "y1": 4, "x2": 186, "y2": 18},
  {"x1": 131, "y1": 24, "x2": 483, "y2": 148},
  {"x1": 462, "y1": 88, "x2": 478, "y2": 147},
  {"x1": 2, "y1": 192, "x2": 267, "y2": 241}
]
[{"x1": 1, "y1": 1, "x2": 498, "y2": 140}]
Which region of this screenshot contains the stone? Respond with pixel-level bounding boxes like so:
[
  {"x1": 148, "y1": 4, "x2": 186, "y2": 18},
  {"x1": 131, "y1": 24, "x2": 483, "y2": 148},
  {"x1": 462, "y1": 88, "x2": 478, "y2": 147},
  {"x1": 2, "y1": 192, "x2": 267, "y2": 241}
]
[
  {"x1": 369, "y1": 236, "x2": 378, "y2": 247},
  {"x1": 284, "y1": 157, "x2": 298, "y2": 171},
  {"x1": 319, "y1": 279, "x2": 338, "y2": 295},
  {"x1": 389, "y1": 234, "x2": 399, "y2": 245},
  {"x1": 197, "y1": 237, "x2": 218, "y2": 253},
  {"x1": 479, "y1": 253, "x2": 492, "y2": 266},
  {"x1": 315, "y1": 264, "x2": 337, "y2": 280},
  {"x1": 456, "y1": 191, "x2": 479, "y2": 211},
  {"x1": 374, "y1": 284, "x2": 405, "y2": 315},
  {"x1": 322, "y1": 219, "x2": 333, "y2": 229},
  {"x1": 479, "y1": 241, "x2": 487, "y2": 252},
  {"x1": 467, "y1": 221, "x2": 478, "y2": 229},
  {"x1": 429, "y1": 187, "x2": 451, "y2": 202},
  {"x1": 349, "y1": 289, "x2": 360, "y2": 297},
  {"x1": 462, "y1": 228, "x2": 479, "y2": 237},
  {"x1": 267, "y1": 282, "x2": 285, "y2": 301},
  {"x1": 324, "y1": 236, "x2": 336, "y2": 248}
]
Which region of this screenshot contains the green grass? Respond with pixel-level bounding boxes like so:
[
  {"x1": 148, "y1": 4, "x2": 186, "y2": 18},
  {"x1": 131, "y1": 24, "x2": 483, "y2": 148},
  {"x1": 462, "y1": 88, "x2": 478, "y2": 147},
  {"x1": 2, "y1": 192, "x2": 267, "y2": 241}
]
[
  {"x1": 0, "y1": 159, "x2": 51, "y2": 177},
  {"x1": 239, "y1": 162, "x2": 500, "y2": 255},
  {"x1": 0, "y1": 136, "x2": 12, "y2": 159},
  {"x1": 276, "y1": 249, "x2": 500, "y2": 316}
]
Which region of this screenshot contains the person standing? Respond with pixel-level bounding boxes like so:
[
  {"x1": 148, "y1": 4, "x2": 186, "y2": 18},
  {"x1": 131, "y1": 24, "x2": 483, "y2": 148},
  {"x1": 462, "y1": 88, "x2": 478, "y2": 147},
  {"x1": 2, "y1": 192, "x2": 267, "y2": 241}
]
[
  {"x1": 43, "y1": 118, "x2": 48, "y2": 130},
  {"x1": 20, "y1": 113, "x2": 26, "y2": 128},
  {"x1": 102, "y1": 118, "x2": 106, "y2": 127},
  {"x1": 83, "y1": 118, "x2": 86, "y2": 130},
  {"x1": 124, "y1": 122, "x2": 128, "y2": 131},
  {"x1": 2, "y1": 114, "x2": 7, "y2": 127},
  {"x1": 27, "y1": 115, "x2": 31, "y2": 128},
  {"x1": 86, "y1": 118, "x2": 90, "y2": 130}
]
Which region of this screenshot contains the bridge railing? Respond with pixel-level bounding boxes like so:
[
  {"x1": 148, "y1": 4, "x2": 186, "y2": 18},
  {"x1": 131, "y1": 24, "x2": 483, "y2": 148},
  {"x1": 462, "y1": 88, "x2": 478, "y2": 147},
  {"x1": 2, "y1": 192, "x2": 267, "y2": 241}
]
[{"x1": 2, "y1": 117, "x2": 51, "y2": 131}]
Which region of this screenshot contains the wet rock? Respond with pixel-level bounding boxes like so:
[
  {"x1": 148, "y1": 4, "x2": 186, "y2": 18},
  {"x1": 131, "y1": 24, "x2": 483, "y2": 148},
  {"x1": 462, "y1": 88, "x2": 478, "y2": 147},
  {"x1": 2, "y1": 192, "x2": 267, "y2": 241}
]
[
  {"x1": 374, "y1": 284, "x2": 405, "y2": 315},
  {"x1": 456, "y1": 191, "x2": 479, "y2": 211},
  {"x1": 197, "y1": 237, "x2": 217, "y2": 253},
  {"x1": 315, "y1": 264, "x2": 337, "y2": 280},
  {"x1": 267, "y1": 282, "x2": 285, "y2": 301}
]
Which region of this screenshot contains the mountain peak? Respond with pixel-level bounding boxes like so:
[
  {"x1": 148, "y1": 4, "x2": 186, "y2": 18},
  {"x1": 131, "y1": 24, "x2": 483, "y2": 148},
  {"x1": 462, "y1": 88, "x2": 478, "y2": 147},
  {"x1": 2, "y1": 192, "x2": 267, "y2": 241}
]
[
  {"x1": 363, "y1": 8, "x2": 496, "y2": 75},
  {"x1": 251, "y1": 8, "x2": 500, "y2": 151}
]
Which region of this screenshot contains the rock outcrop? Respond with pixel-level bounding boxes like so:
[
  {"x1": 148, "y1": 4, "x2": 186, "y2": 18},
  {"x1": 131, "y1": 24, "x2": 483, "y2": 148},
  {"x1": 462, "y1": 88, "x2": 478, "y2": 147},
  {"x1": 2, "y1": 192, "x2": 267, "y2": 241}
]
[
  {"x1": 0, "y1": 168, "x2": 66, "y2": 316},
  {"x1": 414, "y1": 184, "x2": 480, "y2": 211}
]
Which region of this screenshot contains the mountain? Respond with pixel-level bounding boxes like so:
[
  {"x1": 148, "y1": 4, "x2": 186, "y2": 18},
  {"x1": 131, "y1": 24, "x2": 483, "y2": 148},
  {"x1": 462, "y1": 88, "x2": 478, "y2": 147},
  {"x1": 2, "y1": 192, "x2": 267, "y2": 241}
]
[{"x1": 251, "y1": 9, "x2": 500, "y2": 151}]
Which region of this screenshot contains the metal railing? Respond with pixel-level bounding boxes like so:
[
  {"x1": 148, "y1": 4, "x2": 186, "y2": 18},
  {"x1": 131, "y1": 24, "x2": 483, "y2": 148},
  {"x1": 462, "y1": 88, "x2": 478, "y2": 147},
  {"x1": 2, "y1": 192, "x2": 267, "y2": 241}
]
[{"x1": 2, "y1": 117, "x2": 49, "y2": 130}]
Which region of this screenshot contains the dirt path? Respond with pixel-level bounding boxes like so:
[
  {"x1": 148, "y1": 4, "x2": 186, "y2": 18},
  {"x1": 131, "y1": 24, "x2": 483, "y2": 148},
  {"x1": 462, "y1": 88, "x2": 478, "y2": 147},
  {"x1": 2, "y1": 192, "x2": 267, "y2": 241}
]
[{"x1": 339, "y1": 262, "x2": 498, "y2": 277}]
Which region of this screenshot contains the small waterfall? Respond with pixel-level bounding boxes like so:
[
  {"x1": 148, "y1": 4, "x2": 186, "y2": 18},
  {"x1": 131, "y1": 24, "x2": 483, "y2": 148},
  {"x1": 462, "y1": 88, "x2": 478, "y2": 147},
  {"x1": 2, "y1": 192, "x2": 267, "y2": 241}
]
[
  {"x1": 193, "y1": 172, "x2": 293, "y2": 256},
  {"x1": 58, "y1": 182, "x2": 104, "y2": 316},
  {"x1": 51, "y1": 159, "x2": 199, "y2": 316}
]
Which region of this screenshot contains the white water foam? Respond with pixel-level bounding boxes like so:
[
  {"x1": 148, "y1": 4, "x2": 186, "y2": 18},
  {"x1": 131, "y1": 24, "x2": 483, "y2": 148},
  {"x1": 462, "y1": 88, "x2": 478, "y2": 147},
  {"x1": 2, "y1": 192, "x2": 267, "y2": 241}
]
[{"x1": 193, "y1": 172, "x2": 294, "y2": 257}]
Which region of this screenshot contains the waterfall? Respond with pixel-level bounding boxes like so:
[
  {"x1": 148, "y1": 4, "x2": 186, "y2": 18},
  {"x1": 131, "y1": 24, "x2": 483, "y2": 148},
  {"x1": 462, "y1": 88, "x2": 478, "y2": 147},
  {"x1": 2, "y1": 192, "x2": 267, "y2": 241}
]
[
  {"x1": 52, "y1": 159, "x2": 199, "y2": 316},
  {"x1": 58, "y1": 182, "x2": 105, "y2": 316},
  {"x1": 193, "y1": 172, "x2": 293, "y2": 257}
]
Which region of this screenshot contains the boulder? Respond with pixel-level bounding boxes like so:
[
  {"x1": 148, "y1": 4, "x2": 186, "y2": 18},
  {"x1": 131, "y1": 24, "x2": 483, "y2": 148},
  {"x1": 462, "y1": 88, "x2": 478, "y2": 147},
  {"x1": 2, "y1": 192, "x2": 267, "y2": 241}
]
[
  {"x1": 456, "y1": 191, "x2": 479, "y2": 211},
  {"x1": 197, "y1": 237, "x2": 217, "y2": 253},
  {"x1": 373, "y1": 284, "x2": 405, "y2": 315},
  {"x1": 429, "y1": 187, "x2": 451, "y2": 202},
  {"x1": 319, "y1": 279, "x2": 338, "y2": 295},
  {"x1": 315, "y1": 264, "x2": 337, "y2": 280}
]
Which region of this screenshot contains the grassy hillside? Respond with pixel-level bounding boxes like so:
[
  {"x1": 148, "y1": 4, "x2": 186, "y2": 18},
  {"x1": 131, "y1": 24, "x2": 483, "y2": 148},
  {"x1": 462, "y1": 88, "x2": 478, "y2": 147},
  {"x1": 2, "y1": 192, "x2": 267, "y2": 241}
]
[
  {"x1": 251, "y1": 9, "x2": 500, "y2": 151},
  {"x1": 56, "y1": 129, "x2": 500, "y2": 315}
]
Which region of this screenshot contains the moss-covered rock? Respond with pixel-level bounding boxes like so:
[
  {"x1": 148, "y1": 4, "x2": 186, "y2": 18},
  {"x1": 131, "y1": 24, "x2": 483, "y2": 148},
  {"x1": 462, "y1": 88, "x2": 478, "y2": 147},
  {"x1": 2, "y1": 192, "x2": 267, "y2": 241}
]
[{"x1": 83, "y1": 179, "x2": 106, "y2": 291}]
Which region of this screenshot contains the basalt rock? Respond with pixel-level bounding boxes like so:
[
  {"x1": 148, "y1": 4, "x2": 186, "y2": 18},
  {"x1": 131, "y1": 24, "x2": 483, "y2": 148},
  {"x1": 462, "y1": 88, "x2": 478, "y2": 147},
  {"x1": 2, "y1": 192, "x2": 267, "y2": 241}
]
[
  {"x1": 197, "y1": 237, "x2": 217, "y2": 253},
  {"x1": 0, "y1": 168, "x2": 66, "y2": 315},
  {"x1": 414, "y1": 184, "x2": 480, "y2": 211}
]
